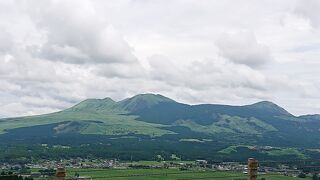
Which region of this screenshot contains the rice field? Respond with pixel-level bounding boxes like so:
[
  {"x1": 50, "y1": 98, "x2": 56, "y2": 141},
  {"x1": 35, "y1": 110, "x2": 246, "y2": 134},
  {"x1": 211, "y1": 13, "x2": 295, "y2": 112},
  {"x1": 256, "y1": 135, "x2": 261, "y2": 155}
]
[{"x1": 40, "y1": 168, "x2": 305, "y2": 180}]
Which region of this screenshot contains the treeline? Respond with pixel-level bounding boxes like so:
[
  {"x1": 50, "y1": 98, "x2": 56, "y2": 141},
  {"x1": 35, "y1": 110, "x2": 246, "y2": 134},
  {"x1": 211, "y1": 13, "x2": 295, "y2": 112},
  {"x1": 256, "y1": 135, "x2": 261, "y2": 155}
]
[
  {"x1": 0, "y1": 135, "x2": 225, "y2": 163},
  {"x1": 0, "y1": 133, "x2": 319, "y2": 164},
  {"x1": 0, "y1": 172, "x2": 33, "y2": 180}
]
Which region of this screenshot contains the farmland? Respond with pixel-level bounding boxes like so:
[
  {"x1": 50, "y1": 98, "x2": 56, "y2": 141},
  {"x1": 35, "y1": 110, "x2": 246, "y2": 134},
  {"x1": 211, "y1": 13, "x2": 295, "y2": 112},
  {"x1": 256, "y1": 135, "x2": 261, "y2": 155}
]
[{"x1": 32, "y1": 168, "x2": 305, "y2": 180}]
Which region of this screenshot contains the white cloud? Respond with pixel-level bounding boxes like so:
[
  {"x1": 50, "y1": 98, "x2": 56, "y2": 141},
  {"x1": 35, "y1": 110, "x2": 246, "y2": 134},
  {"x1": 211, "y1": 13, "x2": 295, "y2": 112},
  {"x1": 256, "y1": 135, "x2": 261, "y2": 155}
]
[
  {"x1": 0, "y1": 29, "x2": 13, "y2": 53},
  {"x1": 147, "y1": 54, "x2": 273, "y2": 102},
  {"x1": 295, "y1": 0, "x2": 320, "y2": 28},
  {"x1": 26, "y1": 0, "x2": 138, "y2": 64},
  {"x1": 0, "y1": 0, "x2": 320, "y2": 117},
  {"x1": 216, "y1": 32, "x2": 272, "y2": 68}
]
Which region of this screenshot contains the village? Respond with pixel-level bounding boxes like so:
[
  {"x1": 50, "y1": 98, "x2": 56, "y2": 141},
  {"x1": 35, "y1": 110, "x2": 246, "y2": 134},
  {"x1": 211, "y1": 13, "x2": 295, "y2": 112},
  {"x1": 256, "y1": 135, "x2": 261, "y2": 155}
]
[{"x1": 0, "y1": 157, "x2": 307, "y2": 180}]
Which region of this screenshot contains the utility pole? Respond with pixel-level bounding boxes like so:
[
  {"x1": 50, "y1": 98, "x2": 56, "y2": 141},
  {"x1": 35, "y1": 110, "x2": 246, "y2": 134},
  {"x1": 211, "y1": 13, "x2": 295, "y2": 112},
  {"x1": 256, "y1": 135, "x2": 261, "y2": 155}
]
[{"x1": 248, "y1": 158, "x2": 258, "y2": 180}]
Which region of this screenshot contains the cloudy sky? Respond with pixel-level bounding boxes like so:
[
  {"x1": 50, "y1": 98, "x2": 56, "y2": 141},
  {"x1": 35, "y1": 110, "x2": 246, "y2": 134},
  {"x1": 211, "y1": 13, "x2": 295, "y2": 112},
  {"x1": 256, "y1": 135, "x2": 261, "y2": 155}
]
[{"x1": 0, "y1": 0, "x2": 320, "y2": 117}]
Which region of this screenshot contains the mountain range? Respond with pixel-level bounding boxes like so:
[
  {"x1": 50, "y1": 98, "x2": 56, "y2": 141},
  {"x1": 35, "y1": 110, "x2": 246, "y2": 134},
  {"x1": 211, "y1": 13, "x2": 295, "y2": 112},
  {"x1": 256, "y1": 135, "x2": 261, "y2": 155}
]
[{"x1": 1, "y1": 93, "x2": 320, "y2": 161}]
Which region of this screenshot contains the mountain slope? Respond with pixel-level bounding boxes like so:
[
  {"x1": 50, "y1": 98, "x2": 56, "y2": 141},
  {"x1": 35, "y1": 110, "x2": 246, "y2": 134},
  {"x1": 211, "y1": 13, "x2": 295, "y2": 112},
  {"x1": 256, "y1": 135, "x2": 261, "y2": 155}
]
[
  {"x1": 299, "y1": 114, "x2": 320, "y2": 121},
  {"x1": 67, "y1": 98, "x2": 121, "y2": 113},
  {"x1": 1, "y1": 93, "x2": 320, "y2": 147},
  {"x1": 247, "y1": 101, "x2": 292, "y2": 116},
  {"x1": 119, "y1": 93, "x2": 175, "y2": 112}
]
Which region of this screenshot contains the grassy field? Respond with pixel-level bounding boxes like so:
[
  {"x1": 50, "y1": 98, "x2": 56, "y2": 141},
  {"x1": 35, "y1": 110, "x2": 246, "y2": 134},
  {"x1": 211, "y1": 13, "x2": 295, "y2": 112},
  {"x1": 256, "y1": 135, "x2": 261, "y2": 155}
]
[
  {"x1": 33, "y1": 168, "x2": 307, "y2": 180},
  {"x1": 218, "y1": 145, "x2": 307, "y2": 159},
  {"x1": 0, "y1": 111, "x2": 174, "y2": 137}
]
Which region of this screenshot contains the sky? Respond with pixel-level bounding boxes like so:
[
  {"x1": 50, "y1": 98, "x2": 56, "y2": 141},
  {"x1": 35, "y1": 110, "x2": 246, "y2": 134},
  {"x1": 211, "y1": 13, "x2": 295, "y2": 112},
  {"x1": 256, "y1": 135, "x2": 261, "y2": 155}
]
[{"x1": 0, "y1": 0, "x2": 320, "y2": 117}]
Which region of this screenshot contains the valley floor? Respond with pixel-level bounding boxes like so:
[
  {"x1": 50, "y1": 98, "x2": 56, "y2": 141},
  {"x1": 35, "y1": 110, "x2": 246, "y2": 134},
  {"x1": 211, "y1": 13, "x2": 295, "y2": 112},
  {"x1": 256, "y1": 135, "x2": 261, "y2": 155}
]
[{"x1": 33, "y1": 168, "x2": 304, "y2": 180}]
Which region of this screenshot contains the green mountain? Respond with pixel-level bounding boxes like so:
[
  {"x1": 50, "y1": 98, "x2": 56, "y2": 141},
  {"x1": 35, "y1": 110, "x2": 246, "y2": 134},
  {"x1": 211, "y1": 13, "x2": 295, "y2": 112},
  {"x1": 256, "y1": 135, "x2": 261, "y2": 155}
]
[
  {"x1": 119, "y1": 93, "x2": 175, "y2": 112},
  {"x1": 1, "y1": 93, "x2": 320, "y2": 161},
  {"x1": 247, "y1": 101, "x2": 292, "y2": 116},
  {"x1": 299, "y1": 114, "x2": 320, "y2": 121}
]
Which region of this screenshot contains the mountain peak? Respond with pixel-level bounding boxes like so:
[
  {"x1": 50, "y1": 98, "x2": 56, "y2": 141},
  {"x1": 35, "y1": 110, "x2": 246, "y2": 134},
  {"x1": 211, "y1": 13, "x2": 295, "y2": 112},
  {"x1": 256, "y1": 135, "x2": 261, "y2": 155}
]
[
  {"x1": 252, "y1": 101, "x2": 278, "y2": 107},
  {"x1": 133, "y1": 93, "x2": 173, "y2": 101},
  {"x1": 66, "y1": 97, "x2": 119, "y2": 112},
  {"x1": 122, "y1": 93, "x2": 174, "y2": 103},
  {"x1": 119, "y1": 93, "x2": 175, "y2": 112},
  {"x1": 103, "y1": 97, "x2": 115, "y2": 102},
  {"x1": 249, "y1": 101, "x2": 292, "y2": 116}
]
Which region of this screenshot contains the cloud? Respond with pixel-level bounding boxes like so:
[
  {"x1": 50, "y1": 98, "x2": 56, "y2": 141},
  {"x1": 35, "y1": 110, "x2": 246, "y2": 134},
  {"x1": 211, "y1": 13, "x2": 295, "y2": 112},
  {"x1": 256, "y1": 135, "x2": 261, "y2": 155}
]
[
  {"x1": 295, "y1": 0, "x2": 320, "y2": 28},
  {"x1": 215, "y1": 32, "x2": 272, "y2": 68},
  {"x1": 0, "y1": 0, "x2": 320, "y2": 117},
  {"x1": 27, "y1": 0, "x2": 137, "y2": 64},
  {"x1": 94, "y1": 63, "x2": 146, "y2": 79},
  {"x1": 0, "y1": 29, "x2": 13, "y2": 53},
  {"x1": 149, "y1": 55, "x2": 268, "y2": 91},
  {"x1": 0, "y1": 0, "x2": 147, "y2": 117}
]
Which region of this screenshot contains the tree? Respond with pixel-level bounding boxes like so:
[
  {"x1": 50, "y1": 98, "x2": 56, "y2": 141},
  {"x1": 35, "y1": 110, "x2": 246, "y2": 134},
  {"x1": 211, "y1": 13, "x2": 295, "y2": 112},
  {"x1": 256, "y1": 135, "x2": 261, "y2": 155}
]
[
  {"x1": 24, "y1": 177, "x2": 34, "y2": 180},
  {"x1": 298, "y1": 172, "x2": 306, "y2": 178},
  {"x1": 312, "y1": 173, "x2": 318, "y2": 180},
  {"x1": 155, "y1": 155, "x2": 164, "y2": 162},
  {"x1": 74, "y1": 172, "x2": 80, "y2": 178}
]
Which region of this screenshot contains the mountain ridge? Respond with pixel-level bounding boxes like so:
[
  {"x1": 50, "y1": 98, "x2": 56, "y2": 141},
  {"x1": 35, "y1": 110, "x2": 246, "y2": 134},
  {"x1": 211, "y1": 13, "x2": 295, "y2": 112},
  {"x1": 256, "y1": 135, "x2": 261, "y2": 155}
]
[
  {"x1": 1, "y1": 93, "x2": 320, "y2": 161},
  {"x1": 3, "y1": 93, "x2": 316, "y2": 123},
  {"x1": 1, "y1": 93, "x2": 320, "y2": 145},
  {"x1": 68, "y1": 94, "x2": 298, "y2": 119},
  {"x1": 67, "y1": 94, "x2": 290, "y2": 116}
]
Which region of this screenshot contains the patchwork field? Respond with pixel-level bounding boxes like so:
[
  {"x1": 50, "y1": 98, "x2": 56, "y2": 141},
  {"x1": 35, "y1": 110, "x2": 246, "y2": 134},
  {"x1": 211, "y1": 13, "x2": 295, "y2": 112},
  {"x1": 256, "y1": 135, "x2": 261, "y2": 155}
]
[{"x1": 33, "y1": 168, "x2": 306, "y2": 180}]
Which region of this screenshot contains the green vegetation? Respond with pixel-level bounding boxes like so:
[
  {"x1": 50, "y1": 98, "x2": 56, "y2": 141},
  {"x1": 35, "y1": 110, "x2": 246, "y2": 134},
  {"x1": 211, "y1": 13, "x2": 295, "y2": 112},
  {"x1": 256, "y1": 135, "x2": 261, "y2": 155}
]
[
  {"x1": 1, "y1": 93, "x2": 319, "y2": 138},
  {"x1": 216, "y1": 115, "x2": 277, "y2": 134},
  {"x1": 30, "y1": 168, "x2": 303, "y2": 180},
  {"x1": 1, "y1": 93, "x2": 320, "y2": 162},
  {"x1": 218, "y1": 145, "x2": 247, "y2": 154},
  {"x1": 262, "y1": 148, "x2": 308, "y2": 159},
  {"x1": 0, "y1": 110, "x2": 174, "y2": 137},
  {"x1": 174, "y1": 120, "x2": 234, "y2": 134},
  {"x1": 218, "y1": 145, "x2": 309, "y2": 161},
  {"x1": 179, "y1": 138, "x2": 206, "y2": 143},
  {"x1": 174, "y1": 115, "x2": 277, "y2": 136},
  {"x1": 120, "y1": 94, "x2": 175, "y2": 112}
]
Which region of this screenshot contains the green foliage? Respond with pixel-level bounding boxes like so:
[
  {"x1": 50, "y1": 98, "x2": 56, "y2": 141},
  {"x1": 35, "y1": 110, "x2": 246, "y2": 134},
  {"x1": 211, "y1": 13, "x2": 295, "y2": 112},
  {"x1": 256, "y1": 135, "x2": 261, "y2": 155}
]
[
  {"x1": 0, "y1": 171, "x2": 33, "y2": 180},
  {"x1": 156, "y1": 155, "x2": 164, "y2": 162},
  {"x1": 119, "y1": 93, "x2": 175, "y2": 112},
  {"x1": 312, "y1": 173, "x2": 318, "y2": 180},
  {"x1": 0, "y1": 108, "x2": 173, "y2": 137},
  {"x1": 1, "y1": 93, "x2": 320, "y2": 162},
  {"x1": 262, "y1": 148, "x2": 307, "y2": 159},
  {"x1": 170, "y1": 154, "x2": 181, "y2": 161},
  {"x1": 1, "y1": 93, "x2": 319, "y2": 139},
  {"x1": 298, "y1": 172, "x2": 306, "y2": 178},
  {"x1": 218, "y1": 145, "x2": 308, "y2": 161},
  {"x1": 46, "y1": 168, "x2": 300, "y2": 180},
  {"x1": 219, "y1": 145, "x2": 243, "y2": 154}
]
